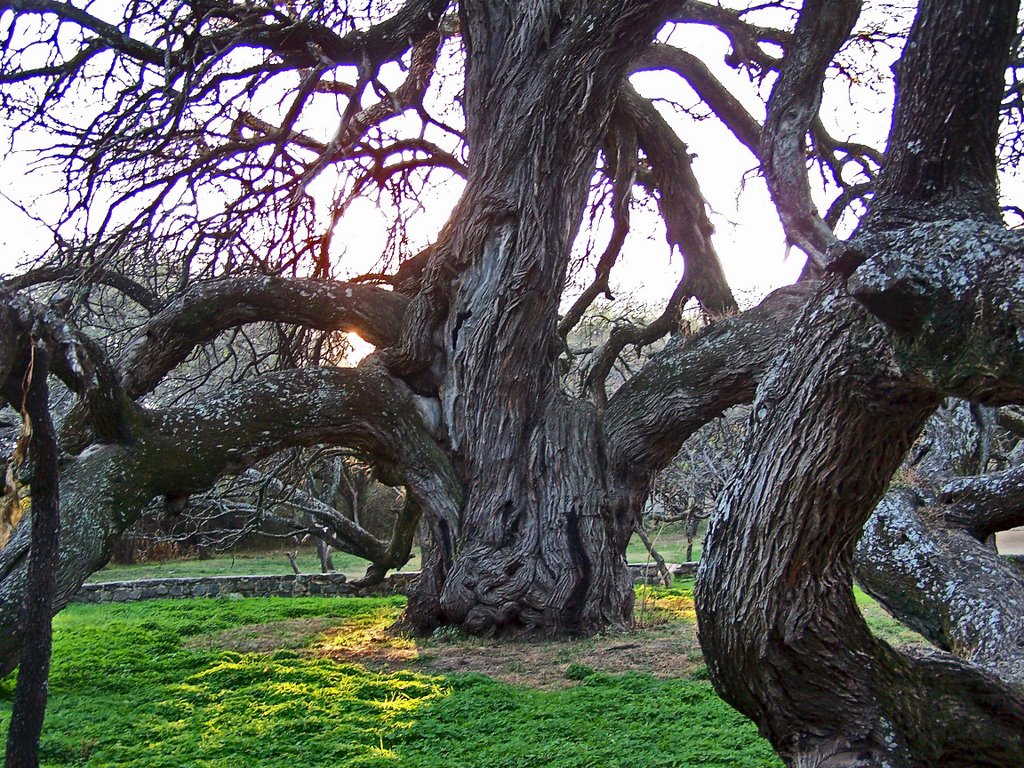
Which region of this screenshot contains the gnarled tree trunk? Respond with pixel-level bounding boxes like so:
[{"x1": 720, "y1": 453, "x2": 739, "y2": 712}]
[
  {"x1": 695, "y1": 0, "x2": 1024, "y2": 764},
  {"x1": 697, "y1": 288, "x2": 1024, "y2": 766},
  {"x1": 393, "y1": 0, "x2": 682, "y2": 636}
]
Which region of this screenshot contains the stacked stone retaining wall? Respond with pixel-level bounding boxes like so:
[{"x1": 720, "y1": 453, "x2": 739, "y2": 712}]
[{"x1": 73, "y1": 562, "x2": 702, "y2": 604}]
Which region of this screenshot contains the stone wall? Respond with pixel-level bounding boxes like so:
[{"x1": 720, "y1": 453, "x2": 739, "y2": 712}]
[
  {"x1": 72, "y1": 572, "x2": 416, "y2": 604},
  {"x1": 72, "y1": 562, "x2": 701, "y2": 604}
]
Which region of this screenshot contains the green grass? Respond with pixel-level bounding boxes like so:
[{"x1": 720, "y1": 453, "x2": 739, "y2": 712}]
[
  {"x1": 0, "y1": 595, "x2": 783, "y2": 767},
  {"x1": 90, "y1": 531, "x2": 697, "y2": 584},
  {"x1": 854, "y1": 588, "x2": 929, "y2": 646},
  {"x1": 625, "y1": 531, "x2": 702, "y2": 565}
]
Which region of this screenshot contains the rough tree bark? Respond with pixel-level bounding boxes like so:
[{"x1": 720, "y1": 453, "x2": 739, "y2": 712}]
[
  {"x1": 4, "y1": 343, "x2": 60, "y2": 768},
  {"x1": 695, "y1": 0, "x2": 1024, "y2": 765},
  {"x1": 4, "y1": 3, "x2": 1024, "y2": 764},
  {"x1": 390, "y1": 0, "x2": 716, "y2": 636},
  {"x1": 856, "y1": 403, "x2": 1024, "y2": 688}
]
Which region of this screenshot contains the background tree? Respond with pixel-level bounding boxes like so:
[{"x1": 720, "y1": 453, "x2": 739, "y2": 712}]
[
  {"x1": 2, "y1": 0, "x2": 1024, "y2": 765},
  {"x1": 649, "y1": 410, "x2": 745, "y2": 562}
]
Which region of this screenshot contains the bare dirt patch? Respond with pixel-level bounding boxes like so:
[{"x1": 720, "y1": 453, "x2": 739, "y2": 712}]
[
  {"x1": 182, "y1": 588, "x2": 929, "y2": 691},
  {"x1": 312, "y1": 596, "x2": 707, "y2": 689},
  {"x1": 185, "y1": 615, "x2": 708, "y2": 689},
  {"x1": 399, "y1": 625, "x2": 706, "y2": 689}
]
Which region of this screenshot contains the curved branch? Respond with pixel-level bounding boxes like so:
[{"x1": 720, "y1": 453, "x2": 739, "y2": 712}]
[
  {"x1": 1, "y1": 265, "x2": 160, "y2": 313},
  {"x1": 5, "y1": 0, "x2": 449, "y2": 72},
  {"x1": 236, "y1": 0, "x2": 449, "y2": 69},
  {"x1": 760, "y1": 0, "x2": 860, "y2": 270},
  {"x1": 603, "y1": 283, "x2": 811, "y2": 476},
  {"x1": 0, "y1": 363, "x2": 461, "y2": 672},
  {"x1": 581, "y1": 84, "x2": 741, "y2": 405},
  {"x1": 940, "y1": 464, "x2": 1024, "y2": 538},
  {"x1": 630, "y1": 43, "x2": 762, "y2": 156},
  {"x1": 696, "y1": 286, "x2": 1024, "y2": 766},
  {"x1": 122, "y1": 277, "x2": 409, "y2": 398},
  {"x1": 857, "y1": 489, "x2": 1024, "y2": 687},
  {"x1": 666, "y1": 1, "x2": 789, "y2": 71},
  {"x1": 240, "y1": 469, "x2": 390, "y2": 565}
]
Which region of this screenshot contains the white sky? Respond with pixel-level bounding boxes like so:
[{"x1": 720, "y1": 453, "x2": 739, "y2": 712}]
[{"x1": 3, "y1": 2, "x2": 1018, "y2": 318}]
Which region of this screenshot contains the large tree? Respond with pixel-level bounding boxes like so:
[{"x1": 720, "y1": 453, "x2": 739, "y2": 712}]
[{"x1": 2, "y1": 0, "x2": 1024, "y2": 765}]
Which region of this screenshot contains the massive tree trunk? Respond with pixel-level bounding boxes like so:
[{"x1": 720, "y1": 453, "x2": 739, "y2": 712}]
[
  {"x1": 391, "y1": 0, "x2": 684, "y2": 636},
  {"x1": 6, "y1": 15, "x2": 1024, "y2": 768},
  {"x1": 695, "y1": 0, "x2": 1024, "y2": 764},
  {"x1": 696, "y1": 287, "x2": 1024, "y2": 766}
]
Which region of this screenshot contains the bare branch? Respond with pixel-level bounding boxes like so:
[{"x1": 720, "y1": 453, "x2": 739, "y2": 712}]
[
  {"x1": 621, "y1": 84, "x2": 736, "y2": 316},
  {"x1": 667, "y1": 1, "x2": 789, "y2": 71},
  {"x1": 559, "y1": 114, "x2": 637, "y2": 339},
  {"x1": 240, "y1": 469, "x2": 390, "y2": 564},
  {"x1": 122, "y1": 277, "x2": 409, "y2": 398},
  {"x1": 631, "y1": 43, "x2": 762, "y2": 156},
  {"x1": 2, "y1": 265, "x2": 160, "y2": 314},
  {"x1": 760, "y1": 0, "x2": 861, "y2": 270}
]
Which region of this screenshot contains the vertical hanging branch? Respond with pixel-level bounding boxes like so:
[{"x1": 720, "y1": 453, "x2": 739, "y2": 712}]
[
  {"x1": 760, "y1": 0, "x2": 861, "y2": 271},
  {"x1": 5, "y1": 342, "x2": 60, "y2": 768}
]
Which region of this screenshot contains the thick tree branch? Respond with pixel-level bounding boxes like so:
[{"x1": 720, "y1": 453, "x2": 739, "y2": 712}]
[
  {"x1": 697, "y1": 286, "x2": 1024, "y2": 766},
  {"x1": 122, "y1": 277, "x2": 408, "y2": 398},
  {"x1": 667, "y1": 1, "x2": 788, "y2": 71},
  {"x1": 4, "y1": 0, "x2": 449, "y2": 72},
  {"x1": 621, "y1": 84, "x2": 736, "y2": 316},
  {"x1": 0, "y1": 362, "x2": 461, "y2": 671},
  {"x1": 580, "y1": 84, "x2": 739, "y2": 406},
  {"x1": 630, "y1": 43, "x2": 762, "y2": 156},
  {"x1": 761, "y1": 0, "x2": 860, "y2": 270},
  {"x1": 850, "y1": 222, "x2": 1024, "y2": 404},
  {"x1": 939, "y1": 464, "x2": 1024, "y2": 538},
  {"x1": 872, "y1": 0, "x2": 1017, "y2": 222},
  {"x1": 604, "y1": 283, "x2": 811, "y2": 476},
  {"x1": 857, "y1": 489, "x2": 1024, "y2": 688}
]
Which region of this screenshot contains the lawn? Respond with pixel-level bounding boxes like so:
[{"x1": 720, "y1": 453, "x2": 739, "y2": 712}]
[
  {"x1": 88, "y1": 530, "x2": 700, "y2": 584},
  {"x1": 0, "y1": 586, "x2": 791, "y2": 767},
  {"x1": 1, "y1": 581, "x2": 925, "y2": 767}
]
